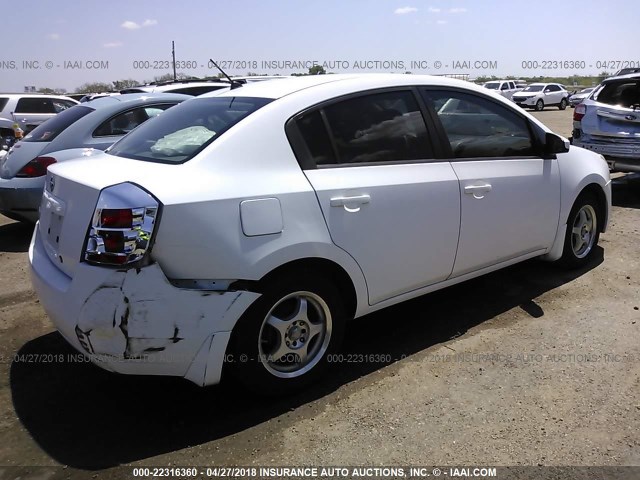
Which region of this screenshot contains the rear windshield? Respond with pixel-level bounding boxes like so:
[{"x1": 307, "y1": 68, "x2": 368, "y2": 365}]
[
  {"x1": 108, "y1": 96, "x2": 272, "y2": 163},
  {"x1": 594, "y1": 80, "x2": 640, "y2": 108},
  {"x1": 23, "y1": 105, "x2": 94, "y2": 142}
]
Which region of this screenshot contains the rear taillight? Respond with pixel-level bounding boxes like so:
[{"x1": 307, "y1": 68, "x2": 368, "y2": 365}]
[
  {"x1": 573, "y1": 104, "x2": 586, "y2": 121},
  {"x1": 16, "y1": 156, "x2": 57, "y2": 178},
  {"x1": 85, "y1": 184, "x2": 159, "y2": 266}
]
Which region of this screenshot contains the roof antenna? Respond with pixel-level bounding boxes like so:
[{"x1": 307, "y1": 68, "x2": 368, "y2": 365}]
[{"x1": 208, "y1": 59, "x2": 242, "y2": 89}]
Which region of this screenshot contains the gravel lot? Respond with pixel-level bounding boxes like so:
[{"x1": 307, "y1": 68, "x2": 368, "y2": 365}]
[{"x1": 0, "y1": 108, "x2": 638, "y2": 478}]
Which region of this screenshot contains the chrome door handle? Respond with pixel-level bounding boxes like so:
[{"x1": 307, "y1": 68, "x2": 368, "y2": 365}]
[
  {"x1": 330, "y1": 194, "x2": 371, "y2": 207},
  {"x1": 464, "y1": 183, "x2": 492, "y2": 199},
  {"x1": 330, "y1": 194, "x2": 370, "y2": 212},
  {"x1": 464, "y1": 184, "x2": 492, "y2": 194}
]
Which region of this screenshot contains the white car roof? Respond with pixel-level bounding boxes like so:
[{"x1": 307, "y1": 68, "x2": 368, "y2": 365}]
[
  {"x1": 0, "y1": 93, "x2": 78, "y2": 101},
  {"x1": 214, "y1": 73, "x2": 479, "y2": 100}
]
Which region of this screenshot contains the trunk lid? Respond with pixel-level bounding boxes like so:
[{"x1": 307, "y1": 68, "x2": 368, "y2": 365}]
[
  {"x1": 38, "y1": 152, "x2": 179, "y2": 278},
  {"x1": 581, "y1": 103, "x2": 640, "y2": 139}
]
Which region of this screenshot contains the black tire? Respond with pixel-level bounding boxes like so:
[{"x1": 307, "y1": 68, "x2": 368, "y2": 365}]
[
  {"x1": 227, "y1": 273, "x2": 346, "y2": 394},
  {"x1": 535, "y1": 99, "x2": 544, "y2": 111},
  {"x1": 559, "y1": 98, "x2": 568, "y2": 110},
  {"x1": 558, "y1": 192, "x2": 601, "y2": 268}
]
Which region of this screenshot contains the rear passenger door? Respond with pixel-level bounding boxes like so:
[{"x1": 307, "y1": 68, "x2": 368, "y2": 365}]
[
  {"x1": 422, "y1": 88, "x2": 560, "y2": 277},
  {"x1": 287, "y1": 89, "x2": 461, "y2": 305}
]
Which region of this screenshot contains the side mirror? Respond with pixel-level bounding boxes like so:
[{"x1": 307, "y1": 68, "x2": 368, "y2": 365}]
[{"x1": 543, "y1": 132, "x2": 570, "y2": 156}]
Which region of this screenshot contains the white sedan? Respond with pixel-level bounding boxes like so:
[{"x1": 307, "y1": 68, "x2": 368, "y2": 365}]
[{"x1": 29, "y1": 74, "x2": 611, "y2": 393}]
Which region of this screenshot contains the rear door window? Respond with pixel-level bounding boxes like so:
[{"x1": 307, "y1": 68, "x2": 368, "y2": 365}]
[
  {"x1": 321, "y1": 90, "x2": 433, "y2": 165},
  {"x1": 0, "y1": 98, "x2": 8, "y2": 111}
]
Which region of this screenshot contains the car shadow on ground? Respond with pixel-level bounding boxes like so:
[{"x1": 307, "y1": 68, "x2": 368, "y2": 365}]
[
  {"x1": 10, "y1": 249, "x2": 603, "y2": 470},
  {"x1": 0, "y1": 220, "x2": 34, "y2": 253},
  {"x1": 612, "y1": 173, "x2": 640, "y2": 209}
]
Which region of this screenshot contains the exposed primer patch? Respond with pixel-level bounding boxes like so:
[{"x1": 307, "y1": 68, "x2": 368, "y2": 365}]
[{"x1": 75, "y1": 263, "x2": 258, "y2": 359}]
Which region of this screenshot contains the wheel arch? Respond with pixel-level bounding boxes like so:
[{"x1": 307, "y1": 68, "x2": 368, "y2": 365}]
[
  {"x1": 542, "y1": 150, "x2": 611, "y2": 262},
  {"x1": 256, "y1": 257, "x2": 359, "y2": 320},
  {"x1": 578, "y1": 182, "x2": 608, "y2": 233}
]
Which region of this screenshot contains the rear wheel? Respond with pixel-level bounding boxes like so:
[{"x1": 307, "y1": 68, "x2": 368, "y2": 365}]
[
  {"x1": 227, "y1": 274, "x2": 346, "y2": 394},
  {"x1": 535, "y1": 99, "x2": 545, "y2": 111},
  {"x1": 559, "y1": 98, "x2": 568, "y2": 110},
  {"x1": 558, "y1": 192, "x2": 601, "y2": 268}
]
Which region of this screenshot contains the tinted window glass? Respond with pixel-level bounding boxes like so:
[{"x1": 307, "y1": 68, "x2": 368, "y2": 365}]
[
  {"x1": 323, "y1": 90, "x2": 432, "y2": 164},
  {"x1": 0, "y1": 98, "x2": 8, "y2": 111},
  {"x1": 16, "y1": 97, "x2": 56, "y2": 114},
  {"x1": 523, "y1": 85, "x2": 544, "y2": 92},
  {"x1": 166, "y1": 86, "x2": 226, "y2": 96},
  {"x1": 23, "y1": 105, "x2": 94, "y2": 142},
  {"x1": 109, "y1": 96, "x2": 272, "y2": 163},
  {"x1": 93, "y1": 104, "x2": 175, "y2": 137},
  {"x1": 296, "y1": 110, "x2": 335, "y2": 165},
  {"x1": 423, "y1": 90, "x2": 534, "y2": 158},
  {"x1": 52, "y1": 99, "x2": 76, "y2": 112},
  {"x1": 546, "y1": 85, "x2": 560, "y2": 92},
  {"x1": 594, "y1": 80, "x2": 640, "y2": 107}
]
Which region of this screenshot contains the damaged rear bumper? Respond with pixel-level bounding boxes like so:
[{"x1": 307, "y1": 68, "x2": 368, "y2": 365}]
[
  {"x1": 28, "y1": 225, "x2": 260, "y2": 386},
  {"x1": 573, "y1": 138, "x2": 640, "y2": 171}
]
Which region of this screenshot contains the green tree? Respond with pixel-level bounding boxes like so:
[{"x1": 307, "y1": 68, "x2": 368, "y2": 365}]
[
  {"x1": 75, "y1": 82, "x2": 113, "y2": 93},
  {"x1": 112, "y1": 79, "x2": 140, "y2": 90},
  {"x1": 308, "y1": 65, "x2": 326, "y2": 75},
  {"x1": 151, "y1": 72, "x2": 194, "y2": 83},
  {"x1": 37, "y1": 87, "x2": 67, "y2": 94}
]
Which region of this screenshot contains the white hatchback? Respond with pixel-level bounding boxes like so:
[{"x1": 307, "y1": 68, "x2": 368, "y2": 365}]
[{"x1": 29, "y1": 74, "x2": 611, "y2": 393}]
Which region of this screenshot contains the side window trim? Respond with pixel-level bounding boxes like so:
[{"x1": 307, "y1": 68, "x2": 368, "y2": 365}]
[
  {"x1": 411, "y1": 86, "x2": 451, "y2": 159},
  {"x1": 319, "y1": 108, "x2": 342, "y2": 164}
]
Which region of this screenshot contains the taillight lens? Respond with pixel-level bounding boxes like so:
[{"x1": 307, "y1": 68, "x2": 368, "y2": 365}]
[
  {"x1": 85, "y1": 184, "x2": 159, "y2": 267},
  {"x1": 574, "y1": 104, "x2": 586, "y2": 121},
  {"x1": 100, "y1": 208, "x2": 133, "y2": 228},
  {"x1": 16, "y1": 156, "x2": 57, "y2": 178}
]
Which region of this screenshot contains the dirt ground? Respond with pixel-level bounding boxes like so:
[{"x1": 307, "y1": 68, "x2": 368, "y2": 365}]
[{"x1": 0, "y1": 108, "x2": 638, "y2": 478}]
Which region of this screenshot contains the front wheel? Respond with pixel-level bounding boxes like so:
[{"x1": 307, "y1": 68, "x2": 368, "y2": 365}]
[
  {"x1": 559, "y1": 98, "x2": 568, "y2": 110},
  {"x1": 227, "y1": 274, "x2": 346, "y2": 394},
  {"x1": 535, "y1": 99, "x2": 545, "y2": 111},
  {"x1": 558, "y1": 192, "x2": 601, "y2": 268}
]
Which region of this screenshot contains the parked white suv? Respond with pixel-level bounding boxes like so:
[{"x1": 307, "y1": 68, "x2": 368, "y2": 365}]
[
  {"x1": 29, "y1": 74, "x2": 611, "y2": 393},
  {"x1": 512, "y1": 83, "x2": 570, "y2": 111},
  {"x1": 0, "y1": 94, "x2": 78, "y2": 133},
  {"x1": 482, "y1": 80, "x2": 521, "y2": 100}
]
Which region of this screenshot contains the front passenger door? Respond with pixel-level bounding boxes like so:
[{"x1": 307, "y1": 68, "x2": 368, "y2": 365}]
[{"x1": 423, "y1": 89, "x2": 560, "y2": 277}]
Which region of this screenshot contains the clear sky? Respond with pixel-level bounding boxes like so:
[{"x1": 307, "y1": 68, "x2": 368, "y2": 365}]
[{"x1": 1, "y1": 0, "x2": 638, "y2": 92}]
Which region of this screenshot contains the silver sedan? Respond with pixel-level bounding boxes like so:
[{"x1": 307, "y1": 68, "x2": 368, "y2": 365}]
[{"x1": 0, "y1": 93, "x2": 189, "y2": 222}]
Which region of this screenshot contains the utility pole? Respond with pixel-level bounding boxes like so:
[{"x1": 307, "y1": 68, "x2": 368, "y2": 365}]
[{"x1": 172, "y1": 41, "x2": 177, "y2": 81}]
